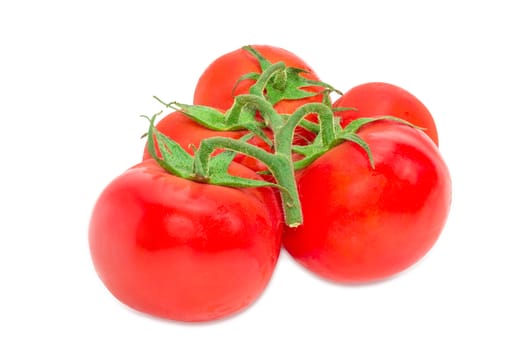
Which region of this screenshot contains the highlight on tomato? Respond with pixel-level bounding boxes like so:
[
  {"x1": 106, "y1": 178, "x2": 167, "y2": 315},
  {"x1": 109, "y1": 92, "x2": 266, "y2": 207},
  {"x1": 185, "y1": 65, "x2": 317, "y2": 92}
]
[
  {"x1": 283, "y1": 121, "x2": 451, "y2": 283},
  {"x1": 89, "y1": 159, "x2": 283, "y2": 322}
]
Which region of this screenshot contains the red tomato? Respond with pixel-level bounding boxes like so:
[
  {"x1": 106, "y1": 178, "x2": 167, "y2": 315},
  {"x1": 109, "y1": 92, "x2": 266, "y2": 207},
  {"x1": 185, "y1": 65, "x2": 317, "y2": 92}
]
[
  {"x1": 283, "y1": 121, "x2": 451, "y2": 283},
  {"x1": 89, "y1": 159, "x2": 283, "y2": 321},
  {"x1": 142, "y1": 110, "x2": 272, "y2": 173},
  {"x1": 333, "y1": 82, "x2": 439, "y2": 145},
  {"x1": 193, "y1": 45, "x2": 324, "y2": 114}
]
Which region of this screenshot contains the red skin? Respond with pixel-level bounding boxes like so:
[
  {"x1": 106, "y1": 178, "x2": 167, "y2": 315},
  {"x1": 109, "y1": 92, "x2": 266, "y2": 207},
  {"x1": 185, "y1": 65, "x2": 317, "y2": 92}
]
[
  {"x1": 89, "y1": 159, "x2": 283, "y2": 321},
  {"x1": 283, "y1": 122, "x2": 451, "y2": 283},
  {"x1": 193, "y1": 45, "x2": 324, "y2": 114},
  {"x1": 333, "y1": 82, "x2": 439, "y2": 145}
]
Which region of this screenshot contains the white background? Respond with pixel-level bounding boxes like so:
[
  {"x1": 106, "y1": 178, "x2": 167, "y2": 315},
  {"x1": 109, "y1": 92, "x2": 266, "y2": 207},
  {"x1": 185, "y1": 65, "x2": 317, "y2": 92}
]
[{"x1": 1, "y1": 0, "x2": 528, "y2": 349}]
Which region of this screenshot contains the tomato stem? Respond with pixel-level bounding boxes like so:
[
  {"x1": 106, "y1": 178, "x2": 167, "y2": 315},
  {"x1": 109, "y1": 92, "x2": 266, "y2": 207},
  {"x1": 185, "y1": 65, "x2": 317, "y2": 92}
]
[
  {"x1": 142, "y1": 48, "x2": 388, "y2": 227},
  {"x1": 248, "y1": 62, "x2": 286, "y2": 98},
  {"x1": 190, "y1": 97, "x2": 339, "y2": 226},
  {"x1": 277, "y1": 102, "x2": 336, "y2": 154},
  {"x1": 194, "y1": 137, "x2": 302, "y2": 227},
  {"x1": 242, "y1": 45, "x2": 342, "y2": 105},
  {"x1": 228, "y1": 94, "x2": 284, "y2": 132}
]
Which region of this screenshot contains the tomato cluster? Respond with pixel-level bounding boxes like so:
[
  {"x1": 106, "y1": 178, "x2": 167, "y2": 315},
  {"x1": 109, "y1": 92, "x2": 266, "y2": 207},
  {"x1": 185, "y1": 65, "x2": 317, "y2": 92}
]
[{"x1": 89, "y1": 45, "x2": 451, "y2": 322}]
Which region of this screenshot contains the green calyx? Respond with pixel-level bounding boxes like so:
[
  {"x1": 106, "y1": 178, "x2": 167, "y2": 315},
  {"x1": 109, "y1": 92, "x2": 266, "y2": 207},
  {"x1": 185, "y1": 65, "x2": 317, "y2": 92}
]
[
  {"x1": 238, "y1": 45, "x2": 342, "y2": 105},
  {"x1": 144, "y1": 113, "x2": 275, "y2": 189},
  {"x1": 143, "y1": 46, "x2": 417, "y2": 227}
]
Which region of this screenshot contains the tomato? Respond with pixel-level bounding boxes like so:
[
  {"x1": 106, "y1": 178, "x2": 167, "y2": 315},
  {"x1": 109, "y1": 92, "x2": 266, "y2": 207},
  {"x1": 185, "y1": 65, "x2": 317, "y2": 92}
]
[
  {"x1": 283, "y1": 121, "x2": 451, "y2": 283},
  {"x1": 89, "y1": 159, "x2": 283, "y2": 321},
  {"x1": 142, "y1": 110, "x2": 272, "y2": 173},
  {"x1": 193, "y1": 45, "x2": 324, "y2": 114},
  {"x1": 333, "y1": 82, "x2": 439, "y2": 145}
]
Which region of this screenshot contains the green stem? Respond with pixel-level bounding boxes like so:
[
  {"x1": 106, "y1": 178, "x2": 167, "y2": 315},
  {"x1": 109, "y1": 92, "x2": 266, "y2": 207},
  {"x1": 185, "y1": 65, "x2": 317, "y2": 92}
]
[
  {"x1": 276, "y1": 102, "x2": 336, "y2": 155},
  {"x1": 228, "y1": 94, "x2": 285, "y2": 133},
  {"x1": 226, "y1": 62, "x2": 286, "y2": 126},
  {"x1": 145, "y1": 63, "x2": 342, "y2": 228},
  {"x1": 195, "y1": 137, "x2": 302, "y2": 227},
  {"x1": 297, "y1": 118, "x2": 320, "y2": 134},
  {"x1": 242, "y1": 45, "x2": 271, "y2": 70},
  {"x1": 248, "y1": 61, "x2": 286, "y2": 97},
  {"x1": 192, "y1": 101, "x2": 337, "y2": 226}
]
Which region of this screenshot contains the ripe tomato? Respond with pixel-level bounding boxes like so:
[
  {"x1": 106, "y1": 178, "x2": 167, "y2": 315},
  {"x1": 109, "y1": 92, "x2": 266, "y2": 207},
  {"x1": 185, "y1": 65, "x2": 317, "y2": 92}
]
[
  {"x1": 283, "y1": 121, "x2": 451, "y2": 283},
  {"x1": 142, "y1": 110, "x2": 272, "y2": 173},
  {"x1": 89, "y1": 159, "x2": 283, "y2": 321},
  {"x1": 333, "y1": 82, "x2": 439, "y2": 145},
  {"x1": 193, "y1": 45, "x2": 324, "y2": 114}
]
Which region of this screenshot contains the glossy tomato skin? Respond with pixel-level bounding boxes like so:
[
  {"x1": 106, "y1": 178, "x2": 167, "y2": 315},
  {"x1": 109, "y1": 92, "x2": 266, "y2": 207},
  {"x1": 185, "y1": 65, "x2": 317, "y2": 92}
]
[
  {"x1": 89, "y1": 159, "x2": 282, "y2": 321},
  {"x1": 333, "y1": 82, "x2": 439, "y2": 145},
  {"x1": 283, "y1": 122, "x2": 451, "y2": 283},
  {"x1": 193, "y1": 45, "x2": 324, "y2": 114},
  {"x1": 142, "y1": 110, "x2": 271, "y2": 173}
]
